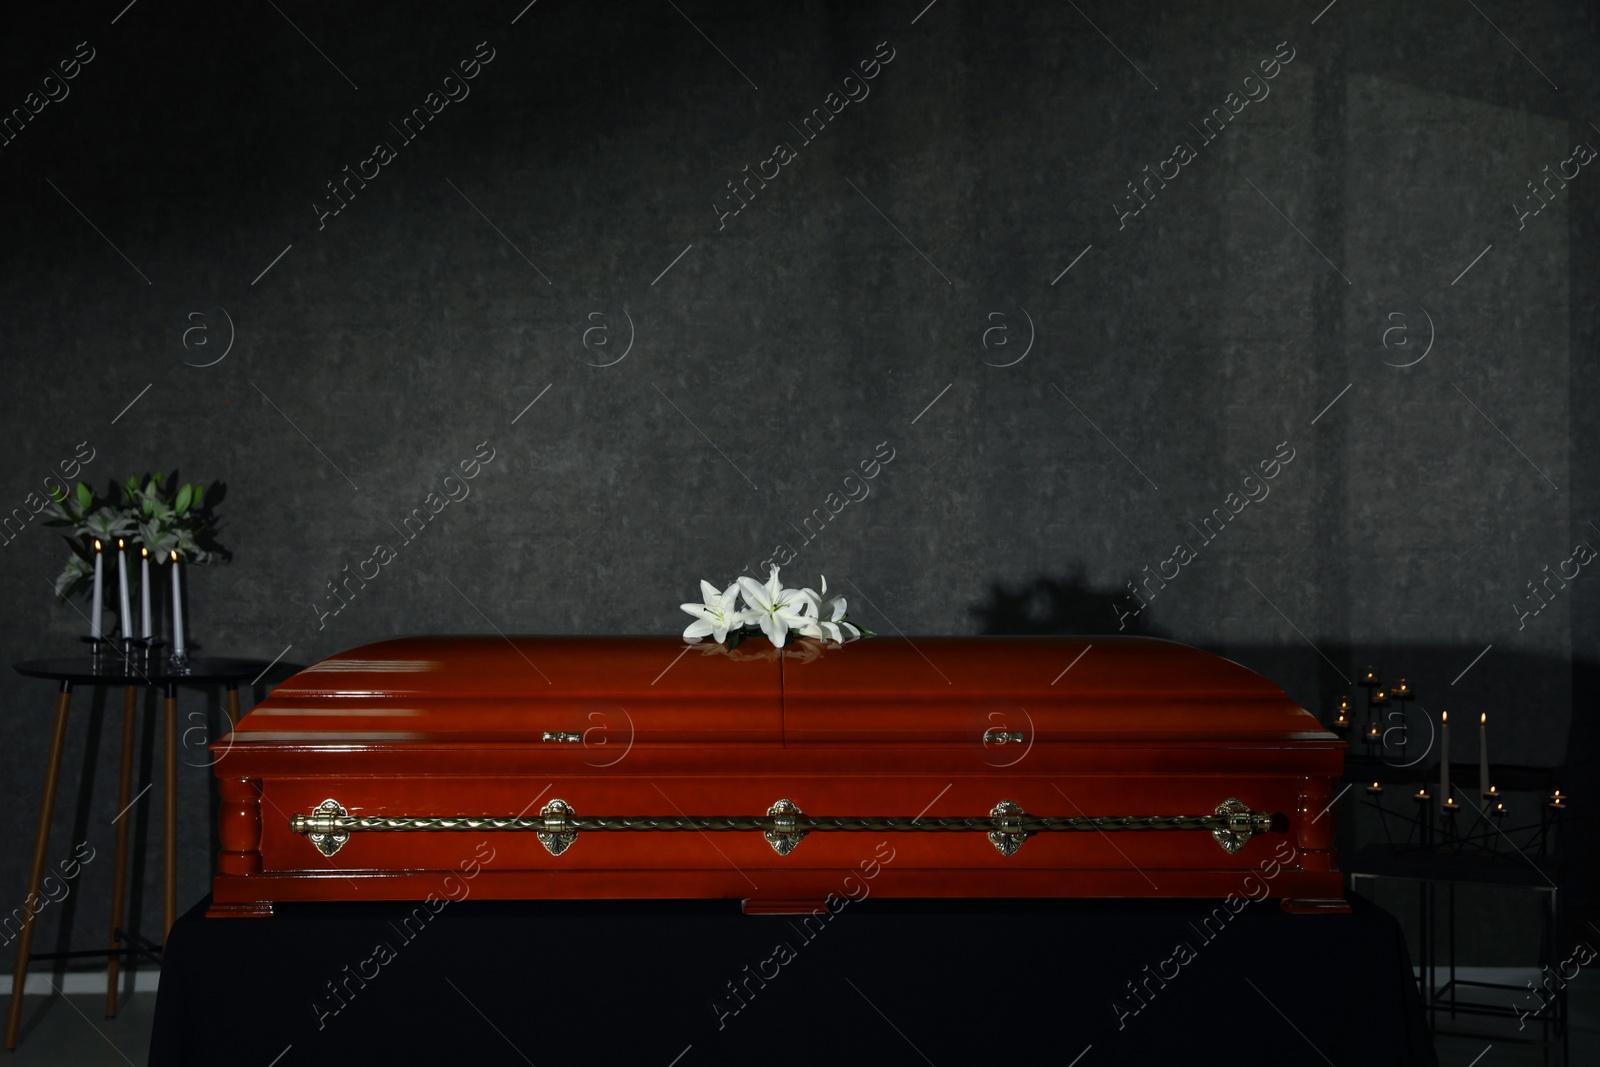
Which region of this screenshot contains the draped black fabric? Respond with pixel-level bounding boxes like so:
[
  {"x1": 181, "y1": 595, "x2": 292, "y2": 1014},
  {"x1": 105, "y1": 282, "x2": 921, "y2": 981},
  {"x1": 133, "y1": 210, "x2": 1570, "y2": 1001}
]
[{"x1": 150, "y1": 891, "x2": 1434, "y2": 1066}]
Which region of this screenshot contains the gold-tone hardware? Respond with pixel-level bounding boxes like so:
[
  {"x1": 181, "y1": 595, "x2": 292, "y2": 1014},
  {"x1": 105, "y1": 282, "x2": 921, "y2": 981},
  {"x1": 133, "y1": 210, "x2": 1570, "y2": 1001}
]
[
  {"x1": 764, "y1": 799, "x2": 807, "y2": 857},
  {"x1": 988, "y1": 799, "x2": 1029, "y2": 856},
  {"x1": 538, "y1": 798, "x2": 578, "y2": 856},
  {"x1": 983, "y1": 728, "x2": 1026, "y2": 745},
  {"x1": 1211, "y1": 797, "x2": 1257, "y2": 855},
  {"x1": 541, "y1": 731, "x2": 583, "y2": 743},
  {"x1": 292, "y1": 798, "x2": 351, "y2": 857},
  {"x1": 286, "y1": 799, "x2": 1280, "y2": 859}
]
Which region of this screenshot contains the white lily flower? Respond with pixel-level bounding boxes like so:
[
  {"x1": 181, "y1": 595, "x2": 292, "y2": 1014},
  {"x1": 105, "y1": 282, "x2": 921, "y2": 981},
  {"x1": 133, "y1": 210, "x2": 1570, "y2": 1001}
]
[
  {"x1": 736, "y1": 566, "x2": 811, "y2": 647},
  {"x1": 797, "y1": 574, "x2": 861, "y2": 643},
  {"x1": 680, "y1": 579, "x2": 747, "y2": 643}
]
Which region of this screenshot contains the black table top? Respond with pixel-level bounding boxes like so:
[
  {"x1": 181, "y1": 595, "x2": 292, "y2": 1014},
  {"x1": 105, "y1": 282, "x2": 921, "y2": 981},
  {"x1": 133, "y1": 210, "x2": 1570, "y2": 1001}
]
[{"x1": 14, "y1": 656, "x2": 272, "y2": 687}]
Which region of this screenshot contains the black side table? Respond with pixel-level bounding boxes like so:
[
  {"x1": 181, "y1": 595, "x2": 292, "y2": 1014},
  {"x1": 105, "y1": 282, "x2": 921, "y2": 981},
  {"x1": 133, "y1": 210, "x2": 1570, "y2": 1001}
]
[
  {"x1": 5, "y1": 655, "x2": 269, "y2": 1051},
  {"x1": 1348, "y1": 843, "x2": 1567, "y2": 1065}
]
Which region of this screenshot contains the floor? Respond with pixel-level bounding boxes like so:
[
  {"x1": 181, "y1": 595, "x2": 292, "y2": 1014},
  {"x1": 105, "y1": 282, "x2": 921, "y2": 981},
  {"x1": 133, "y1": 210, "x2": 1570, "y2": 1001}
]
[
  {"x1": 5, "y1": 989, "x2": 156, "y2": 1066},
  {"x1": 1430, "y1": 967, "x2": 1599, "y2": 1067},
  {"x1": 4, "y1": 970, "x2": 1595, "y2": 1064}
]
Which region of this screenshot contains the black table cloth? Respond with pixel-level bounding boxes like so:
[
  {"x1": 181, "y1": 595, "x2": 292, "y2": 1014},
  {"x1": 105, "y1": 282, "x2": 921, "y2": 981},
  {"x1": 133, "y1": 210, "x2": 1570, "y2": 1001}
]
[{"x1": 149, "y1": 890, "x2": 1434, "y2": 1065}]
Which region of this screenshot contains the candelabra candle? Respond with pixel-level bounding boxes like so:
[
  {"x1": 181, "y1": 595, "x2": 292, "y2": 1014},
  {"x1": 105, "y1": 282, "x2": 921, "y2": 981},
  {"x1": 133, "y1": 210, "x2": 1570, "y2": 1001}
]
[
  {"x1": 1365, "y1": 723, "x2": 1381, "y2": 743},
  {"x1": 140, "y1": 547, "x2": 152, "y2": 639},
  {"x1": 1366, "y1": 781, "x2": 1383, "y2": 796},
  {"x1": 116, "y1": 539, "x2": 133, "y2": 639},
  {"x1": 1373, "y1": 688, "x2": 1390, "y2": 707},
  {"x1": 169, "y1": 550, "x2": 186, "y2": 659},
  {"x1": 1439, "y1": 710, "x2": 1451, "y2": 807},
  {"x1": 1361, "y1": 666, "x2": 1379, "y2": 687},
  {"x1": 90, "y1": 540, "x2": 104, "y2": 640},
  {"x1": 1479, "y1": 713, "x2": 1491, "y2": 799},
  {"x1": 1441, "y1": 796, "x2": 1460, "y2": 815},
  {"x1": 1548, "y1": 790, "x2": 1566, "y2": 810},
  {"x1": 1392, "y1": 678, "x2": 1412, "y2": 700},
  {"x1": 1412, "y1": 787, "x2": 1430, "y2": 803}
]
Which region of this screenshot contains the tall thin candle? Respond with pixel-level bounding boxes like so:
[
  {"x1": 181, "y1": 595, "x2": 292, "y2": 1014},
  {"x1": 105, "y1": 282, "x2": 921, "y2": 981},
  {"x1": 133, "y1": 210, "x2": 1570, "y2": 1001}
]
[
  {"x1": 1479, "y1": 712, "x2": 1490, "y2": 799},
  {"x1": 169, "y1": 550, "x2": 186, "y2": 657},
  {"x1": 90, "y1": 539, "x2": 104, "y2": 639},
  {"x1": 1439, "y1": 710, "x2": 1451, "y2": 808},
  {"x1": 116, "y1": 539, "x2": 133, "y2": 639},
  {"x1": 140, "y1": 547, "x2": 152, "y2": 639}
]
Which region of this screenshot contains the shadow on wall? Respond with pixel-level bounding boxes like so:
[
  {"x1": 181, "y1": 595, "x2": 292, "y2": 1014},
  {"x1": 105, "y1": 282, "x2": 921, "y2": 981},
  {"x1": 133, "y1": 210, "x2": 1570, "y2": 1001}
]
[{"x1": 969, "y1": 570, "x2": 1169, "y2": 638}]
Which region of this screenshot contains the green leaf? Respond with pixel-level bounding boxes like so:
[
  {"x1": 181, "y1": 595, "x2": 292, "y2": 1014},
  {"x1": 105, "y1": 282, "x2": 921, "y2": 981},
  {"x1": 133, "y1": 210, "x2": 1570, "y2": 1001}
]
[
  {"x1": 76, "y1": 483, "x2": 92, "y2": 510},
  {"x1": 174, "y1": 484, "x2": 192, "y2": 514}
]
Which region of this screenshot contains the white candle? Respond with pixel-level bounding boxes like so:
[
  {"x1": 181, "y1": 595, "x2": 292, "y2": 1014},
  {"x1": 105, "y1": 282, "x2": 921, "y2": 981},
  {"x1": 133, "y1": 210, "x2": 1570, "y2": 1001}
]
[
  {"x1": 90, "y1": 540, "x2": 104, "y2": 639},
  {"x1": 169, "y1": 550, "x2": 186, "y2": 657},
  {"x1": 116, "y1": 539, "x2": 133, "y2": 639},
  {"x1": 140, "y1": 548, "x2": 152, "y2": 639},
  {"x1": 1479, "y1": 713, "x2": 1490, "y2": 799},
  {"x1": 1439, "y1": 710, "x2": 1450, "y2": 808}
]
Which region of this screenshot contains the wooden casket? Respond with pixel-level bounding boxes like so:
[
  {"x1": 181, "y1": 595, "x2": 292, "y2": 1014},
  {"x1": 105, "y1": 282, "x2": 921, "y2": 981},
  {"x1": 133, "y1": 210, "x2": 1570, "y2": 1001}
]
[{"x1": 208, "y1": 635, "x2": 1348, "y2": 917}]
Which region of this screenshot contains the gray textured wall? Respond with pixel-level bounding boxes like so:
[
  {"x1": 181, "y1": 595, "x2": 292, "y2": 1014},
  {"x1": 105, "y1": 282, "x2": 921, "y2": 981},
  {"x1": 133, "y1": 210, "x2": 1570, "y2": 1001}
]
[{"x1": 1, "y1": 0, "x2": 1595, "y2": 986}]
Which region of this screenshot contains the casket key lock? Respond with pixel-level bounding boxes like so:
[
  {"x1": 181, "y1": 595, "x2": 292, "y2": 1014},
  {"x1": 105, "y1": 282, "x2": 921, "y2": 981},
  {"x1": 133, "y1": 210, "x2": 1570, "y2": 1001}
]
[
  {"x1": 982, "y1": 728, "x2": 1025, "y2": 745},
  {"x1": 541, "y1": 731, "x2": 582, "y2": 743},
  {"x1": 290, "y1": 796, "x2": 1277, "y2": 858}
]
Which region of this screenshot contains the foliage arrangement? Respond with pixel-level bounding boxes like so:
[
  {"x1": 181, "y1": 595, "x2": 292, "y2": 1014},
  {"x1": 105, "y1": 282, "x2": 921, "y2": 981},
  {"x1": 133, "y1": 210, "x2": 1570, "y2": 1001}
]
[
  {"x1": 46, "y1": 473, "x2": 228, "y2": 598},
  {"x1": 681, "y1": 566, "x2": 865, "y2": 648}
]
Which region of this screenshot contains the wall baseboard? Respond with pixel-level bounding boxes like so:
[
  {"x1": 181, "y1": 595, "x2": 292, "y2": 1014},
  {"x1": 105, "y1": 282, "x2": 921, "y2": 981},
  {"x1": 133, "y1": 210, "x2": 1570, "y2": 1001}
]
[{"x1": 0, "y1": 971, "x2": 160, "y2": 996}]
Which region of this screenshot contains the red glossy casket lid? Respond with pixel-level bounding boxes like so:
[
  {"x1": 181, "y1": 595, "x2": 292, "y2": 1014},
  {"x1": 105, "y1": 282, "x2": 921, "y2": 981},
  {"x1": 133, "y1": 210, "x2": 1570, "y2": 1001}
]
[
  {"x1": 233, "y1": 635, "x2": 782, "y2": 744},
  {"x1": 781, "y1": 635, "x2": 1324, "y2": 744},
  {"x1": 232, "y1": 634, "x2": 1327, "y2": 748}
]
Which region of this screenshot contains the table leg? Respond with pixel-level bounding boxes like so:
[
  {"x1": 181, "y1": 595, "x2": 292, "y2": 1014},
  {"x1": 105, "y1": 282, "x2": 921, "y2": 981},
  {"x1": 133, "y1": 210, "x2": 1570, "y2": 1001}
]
[
  {"x1": 4, "y1": 682, "x2": 72, "y2": 1051},
  {"x1": 105, "y1": 685, "x2": 139, "y2": 1018},
  {"x1": 163, "y1": 683, "x2": 178, "y2": 945}
]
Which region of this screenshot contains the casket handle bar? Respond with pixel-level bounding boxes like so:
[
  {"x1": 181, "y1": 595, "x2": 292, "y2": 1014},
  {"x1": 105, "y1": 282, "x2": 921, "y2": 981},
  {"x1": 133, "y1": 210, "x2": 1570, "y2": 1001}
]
[{"x1": 289, "y1": 796, "x2": 1281, "y2": 859}]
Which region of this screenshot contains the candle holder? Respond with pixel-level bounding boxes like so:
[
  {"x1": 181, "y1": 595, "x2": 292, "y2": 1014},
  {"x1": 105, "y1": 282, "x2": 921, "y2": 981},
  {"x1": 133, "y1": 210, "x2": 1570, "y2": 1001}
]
[
  {"x1": 132, "y1": 637, "x2": 166, "y2": 670},
  {"x1": 168, "y1": 648, "x2": 192, "y2": 675},
  {"x1": 1330, "y1": 693, "x2": 1351, "y2": 735},
  {"x1": 1366, "y1": 781, "x2": 1384, "y2": 796},
  {"x1": 114, "y1": 636, "x2": 141, "y2": 670},
  {"x1": 80, "y1": 634, "x2": 113, "y2": 669},
  {"x1": 1388, "y1": 680, "x2": 1413, "y2": 763},
  {"x1": 1439, "y1": 797, "x2": 1461, "y2": 845},
  {"x1": 1484, "y1": 800, "x2": 1507, "y2": 855}
]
